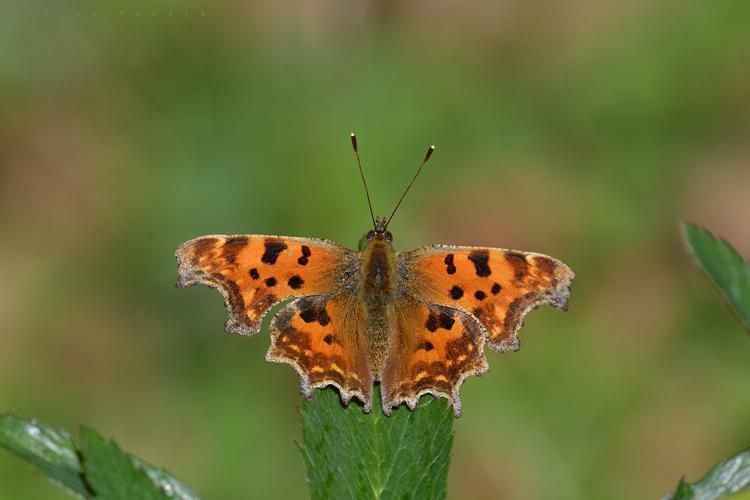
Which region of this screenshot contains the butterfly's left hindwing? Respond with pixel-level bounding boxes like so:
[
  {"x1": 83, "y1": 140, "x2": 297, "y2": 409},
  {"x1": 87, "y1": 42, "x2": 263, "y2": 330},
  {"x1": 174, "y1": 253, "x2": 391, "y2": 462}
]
[
  {"x1": 381, "y1": 298, "x2": 489, "y2": 417},
  {"x1": 175, "y1": 235, "x2": 355, "y2": 335}
]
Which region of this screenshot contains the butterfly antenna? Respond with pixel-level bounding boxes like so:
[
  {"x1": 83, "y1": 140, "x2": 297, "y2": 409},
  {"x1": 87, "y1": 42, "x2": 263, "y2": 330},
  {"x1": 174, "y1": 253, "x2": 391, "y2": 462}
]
[
  {"x1": 385, "y1": 144, "x2": 435, "y2": 230},
  {"x1": 351, "y1": 132, "x2": 376, "y2": 229}
]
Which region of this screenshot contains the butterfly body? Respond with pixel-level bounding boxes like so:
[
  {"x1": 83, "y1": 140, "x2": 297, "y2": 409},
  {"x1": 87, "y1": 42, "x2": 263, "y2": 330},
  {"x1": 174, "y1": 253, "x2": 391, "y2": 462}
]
[
  {"x1": 176, "y1": 225, "x2": 574, "y2": 416},
  {"x1": 358, "y1": 232, "x2": 397, "y2": 371}
]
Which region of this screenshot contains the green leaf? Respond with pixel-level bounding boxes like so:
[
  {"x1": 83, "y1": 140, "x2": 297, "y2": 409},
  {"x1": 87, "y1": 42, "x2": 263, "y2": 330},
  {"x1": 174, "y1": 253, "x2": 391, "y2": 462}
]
[
  {"x1": 666, "y1": 449, "x2": 750, "y2": 500},
  {"x1": 299, "y1": 386, "x2": 453, "y2": 500},
  {"x1": 131, "y1": 456, "x2": 201, "y2": 500},
  {"x1": 79, "y1": 427, "x2": 171, "y2": 500},
  {"x1": 672, "y1": 477, "x2": 696, "y2": 499},
  {"x1": 0, "y1": 413, "x2": 89, "y2": 497},
  {"x1": 1, "y1": 415, "x2": 201, "y2": 500},
  {"x1": 683, "y1": 223, "x2": 750, "y2": 332}
]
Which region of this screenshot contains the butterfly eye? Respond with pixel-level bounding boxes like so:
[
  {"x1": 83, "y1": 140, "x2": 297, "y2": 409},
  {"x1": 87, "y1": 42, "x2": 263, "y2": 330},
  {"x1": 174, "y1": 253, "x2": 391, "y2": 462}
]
[
  {"x1": 384, "y1": 231, "x2": 393, "y2": 242},
  {"x1": 366, "y1": 230, "x2": 375, "y2": 240}
]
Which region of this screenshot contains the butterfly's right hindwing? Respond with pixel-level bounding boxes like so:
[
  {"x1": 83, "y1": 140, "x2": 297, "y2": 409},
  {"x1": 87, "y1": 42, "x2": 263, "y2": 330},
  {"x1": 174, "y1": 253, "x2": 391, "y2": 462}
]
[{"x1": 267, "y1": 294, "x2": 374, "y2": 411}]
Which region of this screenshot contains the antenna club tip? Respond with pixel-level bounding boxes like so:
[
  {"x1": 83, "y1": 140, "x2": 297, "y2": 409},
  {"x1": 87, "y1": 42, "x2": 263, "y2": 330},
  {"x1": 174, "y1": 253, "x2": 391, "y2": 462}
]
[
  {"x1": 430, "y1": 145, "x2": 436, "y2": 149},
  {"x1": 350, "y1": 133, "x2": 358, "y2": 151}
]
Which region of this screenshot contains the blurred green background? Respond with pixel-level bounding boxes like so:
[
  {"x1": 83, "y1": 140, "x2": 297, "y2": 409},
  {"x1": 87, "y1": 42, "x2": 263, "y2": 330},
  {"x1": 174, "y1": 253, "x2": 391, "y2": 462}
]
[{"x1": 1, "y1": 1, "x2": 749, "y2": 498}]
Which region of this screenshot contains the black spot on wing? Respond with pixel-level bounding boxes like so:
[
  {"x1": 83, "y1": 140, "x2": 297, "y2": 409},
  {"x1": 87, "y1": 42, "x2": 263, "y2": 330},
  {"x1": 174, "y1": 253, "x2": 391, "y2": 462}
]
[
  {"x1": 468, "y1": 250, "x2": 492, "y2": 277},
  {"x1": 317, "y1": 308, "x2": 331, "y2": 326},
  {"x1": 475, "y1": 290, "x2": 486, "y2": 300},
  {"x1": 300, "y1": 308, "x2": 316, "y2": 323},
  {"x1": 438, "y1": 311, "x2": 455, "y2": 330},
  {"x1": 323, "y1": 334, "x2": 334, "y2": 345},
  {"x1": 298, "y1": 245, "x2": 311, "y2": 265},
  {"x1": 444, "y1": 254, "x2": 456, "y2": 274},
  {"x1": 265, "y1": 277, "x2": 277, "y2": 287},
  {"x1": 288, "y1": 275, "x2": 304, "y2": 289},
  {"x1": 261, "y1": 240, "x2": 288, "y2": 264},
  {"x1": 450, "y1": 285, "x2": 464, "y2": 300},
  {"x1": 249, "y1": 268, "x2": 260, "y2": 280},
  {"x1": 491, "y1": 282, "x2": 502, "y2": 294},
  {"x1": 426, "y1": 308, "x2": 456, "y2": 332},
  {"x1": 426, "y1": 313, "x2": 439, "y2": 332},
  {"x1": 299, "y1": 302, "x2": 330, "y2": 326},
  {"x1": 417, "y1": 341, "x2": 434, "y2": 352}
]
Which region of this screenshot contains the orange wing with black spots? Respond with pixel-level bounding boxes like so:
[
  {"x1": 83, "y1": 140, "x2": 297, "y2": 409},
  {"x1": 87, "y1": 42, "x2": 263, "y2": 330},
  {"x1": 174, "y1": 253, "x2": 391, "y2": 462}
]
[
  {"x1": 399, "y1": 246, "x2": 574, "y2": 352},
  {"x1": 267, "y1": 294, "x2": 374, "y2": 410},
  {"x1": 380, "y1": 298, "x2": 488, "y2": 417},
  {"x1": 175, "y1": 235, "x2": 356, "y2": 335}
]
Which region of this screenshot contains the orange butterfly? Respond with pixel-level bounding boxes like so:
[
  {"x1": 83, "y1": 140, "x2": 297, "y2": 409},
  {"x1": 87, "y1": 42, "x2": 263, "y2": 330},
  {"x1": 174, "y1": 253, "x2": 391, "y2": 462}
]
[{"x1": 175, "y1": 134, "x2": 574, "y2": 416}]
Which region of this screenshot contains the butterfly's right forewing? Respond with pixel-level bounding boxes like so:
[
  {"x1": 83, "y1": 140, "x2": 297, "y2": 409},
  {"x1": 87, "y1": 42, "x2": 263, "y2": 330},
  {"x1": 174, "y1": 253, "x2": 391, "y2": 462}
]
[{"x1": 175, "y1": 235, "x2": 354, "y2": 335}]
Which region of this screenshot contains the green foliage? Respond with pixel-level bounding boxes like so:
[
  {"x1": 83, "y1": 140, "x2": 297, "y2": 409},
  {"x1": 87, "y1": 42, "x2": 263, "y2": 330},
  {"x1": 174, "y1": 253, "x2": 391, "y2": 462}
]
[
  {"x1": 79, "y1": 427, "x2": 170, "y2": 500},
  {"x1": 0, "y1": 414, "x2": 200, "y2": 500},
  {"x1": 665, "y1": 449, "x2": 750, "y2": 500},
  {"x1": 299, "y1": 386, "x2": 453, "y2": 500},
  {"x1": 0, "y1": 414, "x2": 88, "y2": 498},
  {"x1": 683, "y1": 223, "x2": 750, "y2": 332},
  {"x1": 669, "y1": 224, "x2": 750, "y2": 500}
]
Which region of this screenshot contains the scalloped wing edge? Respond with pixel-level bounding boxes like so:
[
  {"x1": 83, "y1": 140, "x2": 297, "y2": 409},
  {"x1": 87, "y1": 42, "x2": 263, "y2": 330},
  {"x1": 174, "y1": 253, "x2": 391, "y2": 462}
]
[
  {"x1": 266, "y1": 347, "x2": 374, "y2": 413},
  {"x1": 380, "y1": 354, "x2": 489, "y2": 418},
  {"x1": 489, "y1": 255, "x2": 574, "y2": 352},
  {"x1": 175, "y1": 243, "x2": 266, "y2": 336}
]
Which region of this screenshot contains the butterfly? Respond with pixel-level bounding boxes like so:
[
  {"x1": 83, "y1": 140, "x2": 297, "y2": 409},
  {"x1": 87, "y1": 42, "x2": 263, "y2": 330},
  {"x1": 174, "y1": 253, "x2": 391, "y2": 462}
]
[{"x1": 174, "y1": 134, "x2": 574, "y2": 416}]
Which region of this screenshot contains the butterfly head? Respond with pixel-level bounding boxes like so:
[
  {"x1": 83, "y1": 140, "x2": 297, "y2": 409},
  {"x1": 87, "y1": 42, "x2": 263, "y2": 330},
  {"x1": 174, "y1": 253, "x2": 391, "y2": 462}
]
[
  {"x1": 369, "y1": 216, "x2": 393, "y2": 241},
  {"x1": 359, "y1": 216, "x2": 392, "y2": 250}
]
